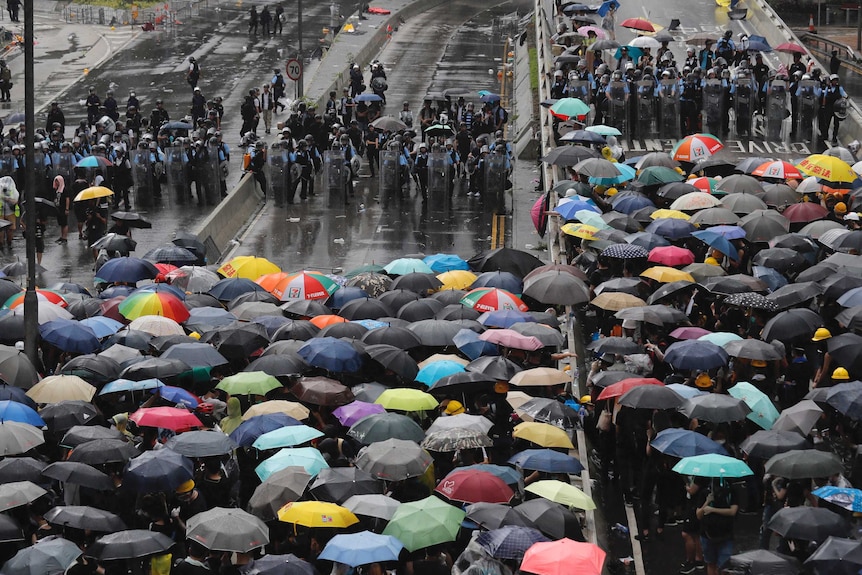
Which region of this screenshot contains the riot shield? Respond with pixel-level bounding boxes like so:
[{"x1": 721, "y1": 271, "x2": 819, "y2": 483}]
[
  {"x1": 484, "y1": 152, "x2": 508, "y2": 210},
  {"x1": 324, "y1": 148, "x2": 347, "y2": 209},
  {"x1": 0, "y1": 153, "x2": 14, "y2": 179},
  {"x1": 734, "y1": 79, "x2": 754, "y2": 138},
  {"x1": 427, "y1": 151, "x2": 450, "y2": 211},
  {"x1": 703, "y1": 79, "x2": 725, "y2": 137},
  {"x1": 766, "y1": 80, "x2": 788, "y2": 141},
  {"x1": 202, "y1": 144, "x2": 220, "y2": 206},
  {"x1": 379, "y1": 149, "x2": 400, "y2": 208},
  {"x1": 636, "y1": 80, "x2": 656, "y2": 138},
  {"x1": 798, "y1": 80, "x2": 819, "y2": 143},
  {"x1": 51, "y1": 152, "x2": 74, "y2": 182},
  {"x1": 659, "y1": 79, "x2": 680, "y2": 140},
  {"x1": 268, "y1": 147, "x2": 290, "y2": 206},
  {"x1": 131, "y1": 149, "x2": 154, "y2": 207},
  {"x1": 164, "y1": 145, "x2": 188, "y2": 203},
  {"x1": 607, "y1": 81, "x2": 628, "y2": 134}
]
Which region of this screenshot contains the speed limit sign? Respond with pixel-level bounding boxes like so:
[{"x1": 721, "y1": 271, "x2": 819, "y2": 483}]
[{"x1": 286, "y1": 58, "x2": 303, "y2": 81}]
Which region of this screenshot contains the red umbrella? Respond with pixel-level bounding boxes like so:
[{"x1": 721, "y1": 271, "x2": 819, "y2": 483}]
[
  {"x1": 597, "y1": 377, "x2": 664, "y2": 400},
  {"x1": 775, "y1": 42, "x2": 806, "y2": 54},
  {"x1": 154, "y1": 263, "x2": 179, "y2": 283},
  {"x1": 129, "y1": 407, "x2": 203, "y2": 431},
  {"x1": 531, "y1": 194, "x2": 549, "y2": 238},
  {"x1": 782, "y1": 202, "x2": 828, "y2": 224},
  {"x1": 99, "y1": 296, "x2": 129, "y2": 323},
  {"x1": 648, "y1": 246, "x2": 695, "y2": 267},
  {"x1": 435, "y1": 469, "x2": 514, "y2": 504},
  {"x1": 620, "y1": 17, "x2": 655, "y2": 32},
  {"x1": 520, "y1": 539, "x2": 606, "y2": 575}
]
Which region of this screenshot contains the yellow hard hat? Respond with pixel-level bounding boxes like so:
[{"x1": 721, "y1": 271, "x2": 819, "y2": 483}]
[
  {"x1": 751, "y1": 359, "x2": 768, "y2": 368},
  {"x1": 189, "y1": 331, "x2": 201, "y2": 340},
  {"x1": 494, "y1": 381, "x2": 510, "y2": 394},
  {"x1": 580, "y1": 395, "x2": 592, "y2": 404},
  {"x1": 704, "y1": 256, "x2": 720, "y2": 266},
  {"x1": 812, "y1": 328, "x2": 832, "y2": 342},
  {"x1": 606, "y1": 187, "x2": 619, "y2": 197},
  {"x1": 835, "y1": 202, "x2": 848, "y2": 214},
  {"x1": 833, "y1": 367, "x2": 850, "y2": 380},
  {"x1": 695, "y1": 373, "x2": 713, "y2": 389},
  {"x1": 443, "y1": 400, "x2": 465, "y2": 415},
  {"x1": 176, "y1": 479, "x2": 195, "y2": 494}
]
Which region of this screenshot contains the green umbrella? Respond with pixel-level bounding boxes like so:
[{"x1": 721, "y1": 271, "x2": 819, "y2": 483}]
[
  {"x1": 216, "y1": 371, "x2": 282, "y2": 396},
  {"x1": 253, "y1": 425, "x2": 325, "y2": 450},
  {"x1": 549, "y1": 98, "x2": 590, "y2": 122},
  {"x1": 345, "y1": 264, "x2": 386, "y2": 278},
  {"x1": 672, "y1": 454, "x2": 753, "y2": 478},
  {"x1": 382, "y1": 496, "x2": 466, "y2": 552},
  {"x1": 728, "y1": 382, "x2": 780, "y2": 430},
  {"x1": 637, "y1": 166, "x2": 685, "y2": 186}
]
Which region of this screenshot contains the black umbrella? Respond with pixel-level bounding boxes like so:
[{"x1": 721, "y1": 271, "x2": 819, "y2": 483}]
[
  {"x1": 466, "y1": 356, "x2": 522, "y2": 381},
  {"x1": 338, "y1": 298, "x2": 392, "y2": 321},
  {"x1": 88, "y1": 529, "x2": 175, "y2": 560},
  {"x1": 272, "y1": 320, "x2": 320, "y2": 341},
  {"x1": 822, "y1": 274, "x2": 862, "y2": 300},
  {"x1": 60, "y1": 425, "x2": 123, "y2": 448},
  {"x1": 318, "y1": 322, "x2": 368, "y2": 340},
  {"x1": 40, "y1": 400, "x2": 100, "y2": 432},
  {"x1": 740, "y1": 429, "x2": 810, "y2": 459},
  {"x1": 836, "y1": 306, "x2": 862, "y2": 331},
  {"x1": 765, "y1": 449, "x2": 844, "y2": 479},
  {"x1": 0, "y1": 345, "x2": 40, "y2": 389},
  {"x1": 540, "y1": 145, "x2": 599, "y2": 166},
  {"x1": 517, "y1": 397, "x2": 579, "y2": 428},
  {"x1": 90, "y1": 232, "x2": 137, "y2": 253},
  {"x1": 766, "y1": 282, "x2": 822, "y2": 310},
  {"x1": 618, "y1": 385, "x2": 685, "y2": 410},
  {"x1": 0, "y1": 513, "x2": 21, "y2": 542},
  {"x1": 514, "y1": 498, "x2": 584, "y2": 541},
  {"x1": 120, "y1": 357, "x2": 190, "y2": 381},
  {"x1": 309, "y1": 467, "x2": 384, "y2": 503},
  {"x1": 469, "y1": 248, "x2": 544, "y2": 278},
  {"x1": 587, "y1": 337, "x2": 641, "y2": 355},
  {"x1": 228, "y1": 291, "x2": 280, "y2": 310},
  {"x1": 378, "y1": 289, "x2": 421, "y2": 312},
  {"x1": 42, "y1": 461, "x2": 114, "y2": 490},
  {"x1": 826, "y1": 333, "x2": 862, "y2": 376},
  {"x1": 45, "y1": 506, "x2": 127, "y2": 532},
  {"x1": 407, "y1": 319, "x2": 462, "y2": 347},
  {"x1": 723, "y1": 339, "x2": 783, "y2": 361},
  {"x1": 58, "y1": 354, "x2": 122, "y2": 386},
  {"x1": 111, "y1": 211, "x2": 153, "y2": 228},
  {"x1": 391, "y1": 273, "x2": 443, "y2": 294},
  {"x1": 428, "y1": 371, "x2": 496, "y2": 395},
  {"x1": 245, "y1": 354, "x2": 306, "y2": 377},
  {"x1": 768, "y1": 506, "x2": 849, "y2": 542},
  {"x1": 200, "y1": 324, "x2": 270, "y2": 359},
  {"x1": 466, "y1": 502, "x2": 535, "y2": 530},
  {"x1": 728, "y1": 549, "x2": 801, "y2": 575},
  {"x1": 646, "y1": 280, "x2": 697, "y2": 305},
  {"x1": 805, "y1": 536, "x2": 862, "y2": 575},
  {"x1": 363, "y1": 344, "x2": 419, "y2": 381},
  {"x1": 700, "y1": 277, "x2": 758, "y2": 295},
  {"x1": 166, "y1": 430, "x2": 237, "y2": 457},
  {"x1": 431, "y1": 289, "x2": 469, "y2": 305},
  {"x1": 261, "y1": 340, "x2": 306, "y2": 358},
  {"x1": 142, "y1": 244, "x2": 198, "y2": 265},
  {"x1": 436, "y1": 304, "x2": 482, "y2": 321},
  {"x1": 361, "y1": 326, "x2": 421, "y2": 349},
  {"x1": 282, "y1": 300, "x2": 332, "y2": 318},
  {"x1": 66, "y1": 438, "x2": 139, "y2": 465},
  {"x1": 0, "y1": 314, "x2": 25, "y2": 344},
  {"x1": 0, "y1": 457, "x2": 46, "y2": 483},
  {"x1": 172, "y1": 233, "x2": 206, "y2": 262},
  {"x1": 397, "y1": 299, "x2": 444, "y2": 322},
  {"x1": 760, "y1": 308, "x2": 823, "y2": 343}
]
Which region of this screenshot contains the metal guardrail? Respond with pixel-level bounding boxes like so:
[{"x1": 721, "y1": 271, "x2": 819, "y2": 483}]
[{"x1": 801, "y1": 31, "x2": 860, "y2": 62}]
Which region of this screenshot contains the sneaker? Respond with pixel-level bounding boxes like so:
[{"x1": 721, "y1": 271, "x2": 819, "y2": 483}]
[
  {"x1": 695, "y1": 562, "x2": 705, "y2": 572},
  {"x1": 679, "y1": 562, "x2": 696, "y2": 574}
]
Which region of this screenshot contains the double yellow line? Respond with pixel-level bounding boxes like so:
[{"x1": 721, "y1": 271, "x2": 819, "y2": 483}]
[{"x1": 490, "y1": 213, "x2": 506, "y2": 249}]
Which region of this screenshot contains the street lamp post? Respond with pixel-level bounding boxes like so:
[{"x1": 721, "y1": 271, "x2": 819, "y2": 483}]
[
  {"x1": 297, "y1": 0, "x2": 303, "y2": 98},
  {"x1": 23, "y1": 0, "x2": 38, "y2": 365}
]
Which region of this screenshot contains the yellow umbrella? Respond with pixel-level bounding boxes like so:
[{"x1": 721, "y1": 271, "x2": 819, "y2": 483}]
[
  {"x1": 242, "y1": 400, "x2": 310, "y2": 421},
  {"x1": 277, "y1": 501, "x2": 359, "y2": 528},
  {"x1": 513, "y1": 422, "x2": 574, "y2": 449},
  {"x1": 641, "y1": 266, "x2": 695, "y2": 283},
  {"x1": 510, "y1": 367, "x2": 570, "y2": 387},
  {"x1": 525, "y1": 480, "x2": 596, "y2": 510},
  {"x1": 797, "y1": 154, "x2": 857, "y2": 183},
  {"x1": 590, "y1": 292, "x2": 647, "y2": 311},
  {"x1": 418, "y1": 354, "x2": 469, "y2": 368},
  {"x1": 437, "y1": 271, "x2": 477, "y2": 291},
  {"x1": 218, "y1": 256, "x2": 281, "y2": 280},
  {"x1": 375, "y1": 388, "x2": 439, "y2": 412},
  {"x1": 561, "y1": 223, "x2": 599, "y2": 240},
  {"x1": 73, "y1": 186, "x2": 114, "y2": 202},
  {"x1": 650, "y1": 208, "x2": 690, "y2": 220},
  {"x1": 26, "y1": 375, "x2": 96, "y2": 403}
]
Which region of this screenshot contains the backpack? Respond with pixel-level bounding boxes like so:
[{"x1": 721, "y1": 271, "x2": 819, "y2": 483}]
[
  {"x1": 273, "y1": 73, "x2": 285, "y2": 89},
  {"x1": 497, "y1": 106, "x2": 509, "y2": 124}
]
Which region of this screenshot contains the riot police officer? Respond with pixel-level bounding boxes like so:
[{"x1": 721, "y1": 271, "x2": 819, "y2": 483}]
[{"x1": 823, "y1": 74, "x2": 848, "y2": 144}]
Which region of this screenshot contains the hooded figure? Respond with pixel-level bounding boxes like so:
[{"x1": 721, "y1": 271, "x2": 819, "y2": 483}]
[
  {"x1": 219, "y1": 397, "x2": 243, "y2": 435},
  {"x1": 0, "y1": 175, "x2": 18, "y2": 247}
]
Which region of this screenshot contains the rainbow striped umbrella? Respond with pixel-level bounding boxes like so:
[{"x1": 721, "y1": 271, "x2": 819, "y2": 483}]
[
  {"x1": 118, "y1": 291, "x2": 190, "y2": 322},
  {"x1": 270, "y1": 271, "x2": 340, "y2": 301},
  {"x1": 3, "y1": 290, "x2": 67, "y2": 309},
  {"x1": 461, "y1": 288, "x2": 528, "y2": 313}
]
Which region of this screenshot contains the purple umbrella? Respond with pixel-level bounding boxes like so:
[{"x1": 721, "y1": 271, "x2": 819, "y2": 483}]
[{"x1": 333, "y1": 401, "x2": 386, "y2": 427}]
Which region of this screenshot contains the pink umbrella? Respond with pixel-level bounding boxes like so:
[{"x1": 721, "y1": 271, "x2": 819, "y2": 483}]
[
  {"x1": 577, "y1": 25, "x2": 606, "y2": 38},
  {"x1": 521, "y1": 539, "x2": 606, "y2": 575},
  {"x1": 531, "y1": 194, "x2": 549, "y2": 238},
  {"x1": 648, "y1": 246, "x2": 696, "y2": 267},
  {"x1": 479, "y1": 329, "x2": 544, "y2": 351},
  {"x1": 332, "y1": 401, "x2": 386, "y2": 427},
  {"x1": 670, "y1": 326, "x2": 712, "y2": 340}
]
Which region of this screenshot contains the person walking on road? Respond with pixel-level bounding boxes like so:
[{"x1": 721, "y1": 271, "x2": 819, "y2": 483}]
[
  {"x1": 830, "y1": 50, "x2": 841, "y2": 75},
  {"x1": 248, "y1": 6, "x2": 259, "y2": 34},
  {"x1": 696, "y1": 478, "x2": 739, "y2": 575},
  {"x1": 6, "y1": 0, "x2": 20, "y2": 23},
  {"x1": 260, "y1": 6, "x2": 272, "y2": 35},
  {"x1": 271, "y1": 69, "x2": 287, "y2": 113},
  {"x1": 187, "y1": 57, "x2": 201, "y2": 90},
  {"x1": 259, "y1": 84, "x2": 275, "y2": 134},
  {"x1": 248, "y1": 140, "x2": 267, "y2": 197},
  {"x1": 0, "y1": 60, "x2": 12, "y2": 103},
  {"x1": 274, "y1": 5, "x2": 284, "y2": 34}
]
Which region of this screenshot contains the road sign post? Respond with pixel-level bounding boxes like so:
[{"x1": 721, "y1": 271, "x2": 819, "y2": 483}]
[{"x1": 287, "y1": 57, "x2": 303, "y2": 99}]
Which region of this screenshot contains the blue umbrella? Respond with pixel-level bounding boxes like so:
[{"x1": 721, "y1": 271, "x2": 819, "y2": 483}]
[
  {"x1": 94, "y1": 257, "x2": 159, "y2": 284},
  {"x1": 478, "y1": 310, "x2": 536, "y2": 328},
  {"x1": 39, "y1": 319, "x2": 101, "y2": 354},
  {"x1": 327, "y1": 287, "x2": 370, "y2": 309},
  {"x1": 298, "y1": 337, "x2": 363, "y2": 372},
  {"x1": 253, "y1": 425, "x2": 324, "y2": 450},
  {"x1": 590, "y1": 163, "x2": 637, "y2": 186},
  {"x1": 614, "y1": 45, "x2": 643, "y2": 62},
  {"x1": 597, "y1": 0, "x2": 620, "y2": 16},
  {"x1": 691, "y1": 230, "x2": 739, "y2": 260},
  {"x1": 812, "y1": 486, "x2": 862, "y2": 512},
  {"x1": 100, "y1": 378, "x2": 164, "y2": 395},
  {"x1": 230, "y1": 413, "x2": 303, "y2": 447},
  {"x1": 124, "y1": 449, "x2": 194, "y2": 492},
  {"x1": 131, "y1": 283, "x2": 187, "y2": 301},
  {"x1": 0, "y1": 399, "x2": 45, "y2": 426},
  {"x1": 664, "y1": 340, "x2": 729, "y2": 370},
  {"x1": 208, "y1": 277, "x2": 267, "y2": 301},
  {"x1": 707, "y1": 225, "x2": 747, "y2": 240},
  {"x1": 319, "y1": 531, "x2": 403, "y2": 567},
  {"x1": 471, "y1": 271, "x2": 523, "y2": 294},
  {"x1": 553, "y1": 199, "x2": 601, "y2": 221},
  {"x1": 355, "y1": 93, "x2": 383, "y2": 102},
  {"x1": 353, "y1": 319, "x2": 389, "y2": 330},
  {"x1": 480, "y1": 92, "x2": 501, "y2": 103},
  {"x1": 746, "y1": 35, "x2": 772, "y2": 52},
  {"x1": 415, "y1": 360, "x2": 465, "y2": 386},
  {"x1": 459, "y1": 463, "x2": 522, "y2": 485},
  {"x1": 651, "y1": 428, "x2": 728, "y2": 458},
  {"x1": 99, "y1": 285, "x2": 135, "y2": 299},
  {"x1": 453, "y1": 328, "x2": 499, "y2": 360},
  {"x1": 645, "y1": 218, "x2": 696, "y2": 240},
  {"x1": 612, "y1": 194, "x2": 655, "y2": 215},
  {"x1": 508, "y1": 449, "x2": 584, "y2": 474},
  {"x1": 424, "y1": 254, "x2": 469, "y2": 273},
  {"x1": 753, "y1": 266, "x2": 788, "y2": 292},
  {"x1": 79, "y1": 316, "x2": 125, "y2": 338},
  {"x1": 476, "y1": 526, "x2": 549, "y2": 560},
  {"x1": 154, "y1": 385, "x2": 200, "y2": 409},
  {"x1": 666, "y1": 383, "x2": 707, "y2": 399},
  {"x1": 0, "y1": 383, "x2": 36, "y2": 408},
  {"x1": 74, "y1": 155, "x2": 110, "y2": 168}
]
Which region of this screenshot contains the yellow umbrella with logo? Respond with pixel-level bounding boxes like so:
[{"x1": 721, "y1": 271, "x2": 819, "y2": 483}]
[
  {"x1": 641, "y1": 266, "x2": 696, "y2": 283},
  {"x1": 650, "y1": 208, "x2": 690, "y2": 220},
  {"x1": 513, "y1": 422, "x2": 574, "y2": 449},
  {"x1": 437, "y1": 270, "x2": 477, "y2": 291},
  {"x1": 561, "y1": 223, "x2": 599, "y2": 240},
  {"x1": 73, "y1": 186, "x2": 114, "y2": 202},
  {"x1": 277, "y1": 501, "x2": 359, "y2": 528},
  {"x1": 797, "y1": 154, "x2": 857, "y2": 183},
  {"x1": 218, "y1": 256, "x2": 281, "y2": 279}
]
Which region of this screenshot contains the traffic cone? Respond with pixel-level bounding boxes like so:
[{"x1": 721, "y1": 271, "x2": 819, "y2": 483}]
[{"x1": 809, "y1": 14, "x2": 816, "y2": 33}]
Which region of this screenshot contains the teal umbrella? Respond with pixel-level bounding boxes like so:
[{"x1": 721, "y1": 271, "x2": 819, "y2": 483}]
[
  {"x1": 255, "y1": 447, "x2": 329, "y2": 481},
  {"x1": 585, "y1": 124, "x2": 622, "y2": 137},
  {"x1": 672, "y1": 454, "x2": 753, "y2": 478},
  {"x1": 697, "y1": 332, "x2": 743, "y2": 347},
  {"x1": 728, "y1": 381, "x2": 780, "y2": 430},
  {"x1": 253, "y1": 425, "x2": 325, "y2": 450},
  {"x1": 383, "y1": 258, "x2": 433, "y2": 276},
  {"x1": 589, "y1": 163, "x2": 637, "y2": 186},
  {"x1": 415, "y1": 360, "x2": 465, "y2": 386}
]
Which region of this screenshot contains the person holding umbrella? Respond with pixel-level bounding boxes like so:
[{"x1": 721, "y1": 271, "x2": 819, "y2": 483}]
[{"x1": 696, "y1": 477, "x2": 739, "y2": 575}]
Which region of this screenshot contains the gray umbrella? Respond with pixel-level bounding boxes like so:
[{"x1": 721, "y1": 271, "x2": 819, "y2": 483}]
[
  {"x1": 689, "y1": 207, "x2": 741, "y2": 226},
  {"x1": 0, "y1": 457, "x2": 46, "y2": 483},
  {"x1": 186, "y1": 507, "x2": 270, "y2": 553},
  {"x1": 2, "y1": 537, "x2": 82, "y2": 575},
  {"x1": 587, "y1": 336, "x2": 641, "y2": 355},
  {"x1": 522, "y1": 271, "x2": 590, "y2": 305},
  {"x1": 355, "y1": 438, "x2": 433, "y2": 481},
  {"x1": 309, "y1": 467, "x2": 383, "y2": 503},
  {"x1": 574, "y1": 158, "x2": 621, "y2": 178},
  {"x1": 619, "y1": 385, "x2": 684, "y2": 410},
  {"x1": 728, "y1": 549, "x2": 801, "y2": 575},
  {"x1": 166, "y1": 430, "x2": 237, "y2": 457},
  {"x1": 541, "y1": 145, "x2": 599, "y2": 167},
  {"x1": 466, "y1": 502, "x2": 535, "y2": 530},
  {"x1": 716, "y1": 174, "x2": 764, "y2": 194},
  {"x1": 466, "y1": 356, "x2": 522, "y2": 381},
  {"x1": 765, "y1": 449, "x2": 844, "y2": 480},
  {"x1": 45, "y1": 506, "x2": 126, "y2": 532},
  {"x1": 351, "y1": 382, "x2": 388, "y2": 403},
  {"x1": 516, "y1": 397, "x2": 580, "y2": 428},
  {"x1": 59, "y1": 425, "x2": 123, "y2": 448},
  {"x1": 42, "y1": 462, "x2": 114, "y2": 491},
  {"x1": 766, "y1": 282, "x2": 823, "y2": 310},
  {"x1": 509, "y1": 323, "x2": 565, "y2": 347},
  {"x1": 0, "y1": 421, "x2": 44, "y2": 456},
  {"x1": 67, "y1": 438, "x2": 139, "y2": 465},
  {"x1": 348, "y1": 412, "x2": 425, "y2": 445},
  {"x1": 0, "y1": 514, "x2": 21, "y2": 543},
  {"x1": 768, "y1": 506, "x2": 849, "y2": 542},
  {"x1": 407, "y1": 320, "x2": 462, "y2": 347},
  {"x1": 422, "y1": 428, "x2": 493, "y2": 452},
  {"x1": 680, "y1": 394, "x2": 752, "y2": 423},
  {"x1": 739, "y1": 210, "x2": 790, "y2": 243},
  {"x1": 160, "y1": 343, "x2": 229, "y2": 368},
  {"x1": 88, "y1": 530, "x2": 174, "y2": 560},
  {"x1": 249, "y1": 466, "x2": 311, "y2": 521},
  {"x1": 723, "y1": 339, "x2": 784, "y2": 361},
  {"x1": 772, "y1": 400, "x2": 822, "y2": 436},
  {"x1": 0, "y1": 481, "x2": 47, "y2": 512},
  {"x1": 343, "y1": 494, "x2": 401, "y2": 520},
  {"x1": 740, "y1": 430, "x2": 810, "y2": 459}
]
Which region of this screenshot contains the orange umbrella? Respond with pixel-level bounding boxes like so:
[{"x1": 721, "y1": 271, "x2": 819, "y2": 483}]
[
  {"x1": 310, "y1": 315, "x2": 348, "y2": 329},
  {"x1": 597, "y1": 377, "x2": 664, "y2": 400},
  {"x1": 256, "y1": 272, "x2": 292, "y2": 292}
]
